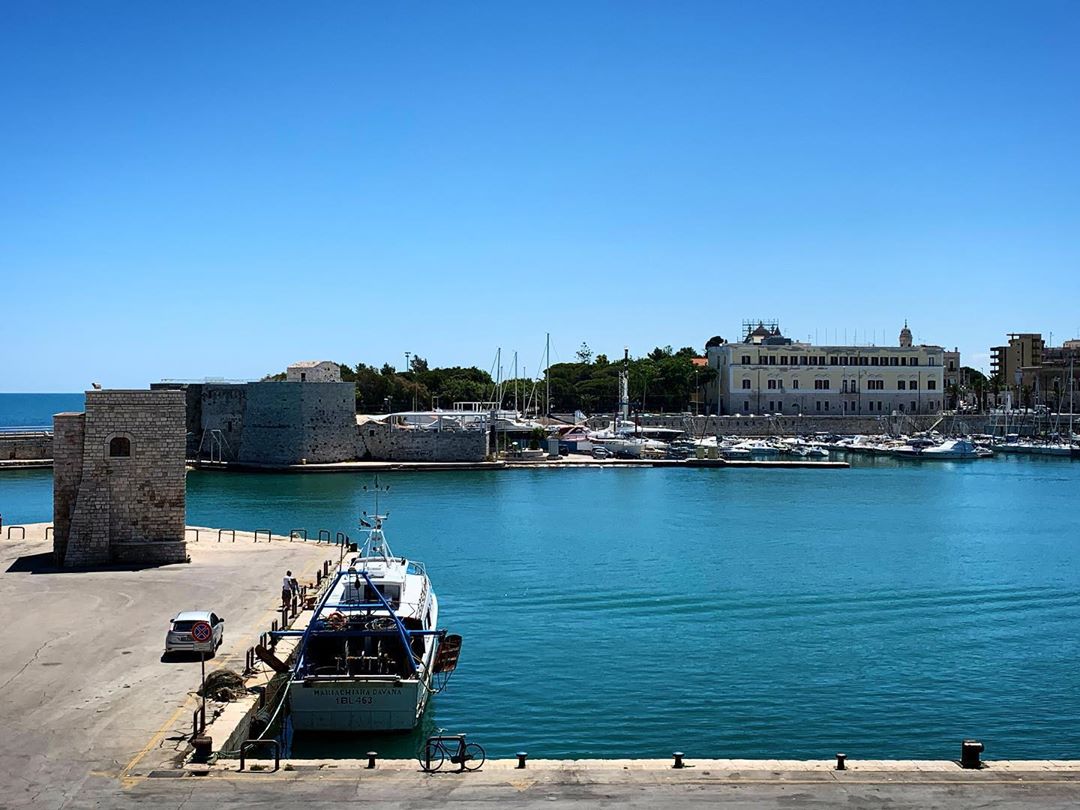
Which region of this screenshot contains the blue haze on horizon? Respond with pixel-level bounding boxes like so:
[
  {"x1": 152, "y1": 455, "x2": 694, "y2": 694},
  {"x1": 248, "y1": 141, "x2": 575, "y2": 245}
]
[{"x1": 2, "y1": 1, "x2": 1079, "y2": 392}]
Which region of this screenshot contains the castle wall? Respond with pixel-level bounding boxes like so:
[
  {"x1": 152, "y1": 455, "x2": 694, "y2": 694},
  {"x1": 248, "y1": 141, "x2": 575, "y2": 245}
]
[
  {"x1": 358, "y1": 422, "x2": 489, "y2": 462},
  {"x1": 52, "y1": 390, "x2": 187, "y2": 568},
  {"x1": 237, "y1": 382, "x2": 356, "y2": 464}
]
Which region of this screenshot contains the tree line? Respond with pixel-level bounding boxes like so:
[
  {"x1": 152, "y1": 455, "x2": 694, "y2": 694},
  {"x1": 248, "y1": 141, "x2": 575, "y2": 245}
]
[{"x1": 264, "y1": 344, "x2": 714, "y2": 415}]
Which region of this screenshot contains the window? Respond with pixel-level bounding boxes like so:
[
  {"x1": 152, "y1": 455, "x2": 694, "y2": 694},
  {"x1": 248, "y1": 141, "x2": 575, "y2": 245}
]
[
  {"x1": 891, "y1": 357, "x2": 899, "y2": 366},
  {"x1": 769, "y1": 401, "x2": 775, "y2": 411},
  {"x1": 800, "y1": 357, "x2": 808, "y2": 365},
  {"x1": 830, "y1": 356, "x2": 838, "y2": 365},
  {"x1": 792, "y1": 379, "x2": 799, "y2": 389},
  {"x1": 767, "y1": 379, "x2": 777, "y2": 390},
  {"x1": 910, "y1": 380, "x2": 918, "y2": 390},
  {"x1": 841, "y1": 380, "x2": 848, "y2": 393},
  {"x1": 927, "y1": 380, "x2": 937, "y2": 390},
  {"x1": 780, "y1": 356, "x2": 788, "y2": 365},
  {"x1": 899, "y1": 403, "x2": 905, "y2": 412},
  {"x1": 741, "y1": 355, "x2": 751, "y2": 365},
  {"x1": 108, "y1": 436, "x2": 131, "y2": 458},
  {"x1": 742, "y1": 379, "x2": 752, "y2": 390},
  {"x1": 866, "y1": 379, "x2": 884, "y2": 391},
  {"x1": 824, "y1": 401, "x2": 829, "y2": 411},
  {"x1": 300, "y1": 372, "x2": 307, "y2": 381},
  {"x1": 743, "y1": 401, "x2": 750, "y2": 412},
  {"x1": 898, "y1": 380, "x2": 906, "y2": 390},
  {"x1": 816, "y1": 401, "x2": 822, "y2": 412},
  {"x1": 901, "y1": 357, "x2": 907, "y2": 366},
  {"x1": 814, "y1": 379, "x2": 830, "y2": 390},
  {"x1": 911, "y1": 400, "x2": 917, "y2": 412}
]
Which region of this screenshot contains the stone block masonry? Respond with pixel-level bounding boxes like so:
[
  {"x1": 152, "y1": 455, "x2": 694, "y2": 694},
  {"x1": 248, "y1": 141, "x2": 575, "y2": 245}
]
[
  {"x1": 358, "y1": 421, "x2": 489, "y2": 462},
  {"x1": 0, "y1": 432, "x2": 52, "y2": 460},
  {"x1": 52, "y1": 390, "x2": 187, "y2": 568}
]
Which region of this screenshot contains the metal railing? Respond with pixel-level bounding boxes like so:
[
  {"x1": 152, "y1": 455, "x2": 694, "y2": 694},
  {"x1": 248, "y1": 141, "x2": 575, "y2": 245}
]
[{"x1": 239, "y1": 739, "x2": 280, "y2": 772}]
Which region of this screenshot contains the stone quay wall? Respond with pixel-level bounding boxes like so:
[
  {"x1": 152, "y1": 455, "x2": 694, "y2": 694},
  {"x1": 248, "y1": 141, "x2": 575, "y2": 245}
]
[
  {"x1": 358, "y1": 422, "x2": 489, "y2": 462},
  {"x1": 53, "y1": 390, "x2": 187, "y2": 568},
  {"x1": 0, "y1": 432, "x2": 53, "y2": 460}
]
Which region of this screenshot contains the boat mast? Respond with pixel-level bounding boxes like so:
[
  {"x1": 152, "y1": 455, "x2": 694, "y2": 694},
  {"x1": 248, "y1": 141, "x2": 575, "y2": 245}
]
[
  {"x1": 513, "y1": 351, "x2": 519, "y2": 414},
  {"x1": 619, "y1": 347, "x2": 630, "y2": 427},
  {"x1": 545, "y1": 332, "x2": 550, "y2": 418}
]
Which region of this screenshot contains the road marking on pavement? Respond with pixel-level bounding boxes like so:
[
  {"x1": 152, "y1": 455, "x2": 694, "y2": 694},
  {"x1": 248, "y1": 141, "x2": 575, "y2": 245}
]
[{"x1": 119, "y1": 554, "x2": 327, "y2": 787}]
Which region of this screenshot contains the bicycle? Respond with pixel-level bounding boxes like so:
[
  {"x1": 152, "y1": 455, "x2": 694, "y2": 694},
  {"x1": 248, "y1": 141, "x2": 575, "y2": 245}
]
[{"x1": 417, "y1": 729, "x2": 486, "y2": 772}]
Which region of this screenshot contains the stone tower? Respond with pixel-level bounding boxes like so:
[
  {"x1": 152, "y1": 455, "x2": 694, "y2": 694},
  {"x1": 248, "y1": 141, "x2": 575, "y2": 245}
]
[
  {"x1": 53, "y1": 390, "x2": 188, "y2": 567},
  {"x1": 899, "y1": 321, "x2": 913, "y2": 348}
]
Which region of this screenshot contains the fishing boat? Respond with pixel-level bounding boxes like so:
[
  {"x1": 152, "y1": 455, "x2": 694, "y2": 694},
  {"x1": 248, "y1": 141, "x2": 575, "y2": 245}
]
[{"x1": 284, "y1": 493, "x2": 461, "y2": 732}]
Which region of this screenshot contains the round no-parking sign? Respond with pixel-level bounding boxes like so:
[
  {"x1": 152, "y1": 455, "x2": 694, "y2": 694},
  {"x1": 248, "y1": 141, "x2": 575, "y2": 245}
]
[{"x1": 191, "y1": 621, "x2": 213, "y2": 644}]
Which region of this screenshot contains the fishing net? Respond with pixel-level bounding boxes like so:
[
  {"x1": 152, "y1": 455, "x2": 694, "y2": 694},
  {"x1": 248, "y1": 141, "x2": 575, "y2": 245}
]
[{"x1": 199, "y1": 669, "x2": 247, "y2": 701}]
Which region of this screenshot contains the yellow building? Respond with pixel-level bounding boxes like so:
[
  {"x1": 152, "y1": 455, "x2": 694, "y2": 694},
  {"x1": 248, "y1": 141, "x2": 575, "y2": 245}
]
[
  {"x1": 990, "y1": 333, "x2": 1043, "y2": 386},
  {"x1": 706, "y1": 322, "x2": 945, "y2": 416}
]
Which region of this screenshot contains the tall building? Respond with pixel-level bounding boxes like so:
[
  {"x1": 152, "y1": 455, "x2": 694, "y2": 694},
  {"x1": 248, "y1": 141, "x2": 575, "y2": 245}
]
[
  {"x1": 991, "y1": 333, "x2": 1044, "y2": 386},
  {"x1": 705, "y1": 322, "x2": 945, "y2": 416}
]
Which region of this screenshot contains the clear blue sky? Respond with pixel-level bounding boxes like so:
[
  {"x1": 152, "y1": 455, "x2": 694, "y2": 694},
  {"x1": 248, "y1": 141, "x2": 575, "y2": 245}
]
[{"x1": 2, "y1": 1, "x2": 1078, "y2": 391}]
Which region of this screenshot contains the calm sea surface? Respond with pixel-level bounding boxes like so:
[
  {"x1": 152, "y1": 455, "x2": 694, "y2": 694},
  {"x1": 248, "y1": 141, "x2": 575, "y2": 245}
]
[
  {"x1": 2, "y1": 453, "x2": 1079, "y2": 761},
  {"x1": 0, "y1": 393, "x2": 85, "y2": 429}
]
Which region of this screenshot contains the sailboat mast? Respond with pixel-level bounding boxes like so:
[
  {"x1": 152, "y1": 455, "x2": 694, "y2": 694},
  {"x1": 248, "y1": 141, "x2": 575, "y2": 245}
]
[
  {"x1": 514, "y1": 351, "x2": 519, "y2": 414},
  {"x1": 545, "y1": 332, "x2": 550, "y2": 418}
]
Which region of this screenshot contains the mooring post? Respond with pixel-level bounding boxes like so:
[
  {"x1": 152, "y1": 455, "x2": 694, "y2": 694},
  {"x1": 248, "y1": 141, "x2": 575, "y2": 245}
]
[
  {"x1": 672, "y1": 752, "x2": 685, "y2": 769},
  {"x1": 836, "y1": 753, "x2": 846, "y2": 771},
  {"x1": 366, "y1": 752, "x2": 378, "y2": 769},
  {"x1": 516, "y1": 752, "x2": 528, "y2": 769},
  {"x1": 961, "y1": 739, "x2": 984, "y2": 769}
]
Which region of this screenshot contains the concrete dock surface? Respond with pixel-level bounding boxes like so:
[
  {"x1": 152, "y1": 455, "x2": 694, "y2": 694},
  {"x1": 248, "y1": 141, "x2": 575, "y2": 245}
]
[{"x1": 0, "y1": 523, "x2": 1076, "y2": 808}]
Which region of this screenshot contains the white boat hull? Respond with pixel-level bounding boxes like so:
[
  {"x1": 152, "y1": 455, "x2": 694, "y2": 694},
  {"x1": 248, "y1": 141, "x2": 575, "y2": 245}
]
[{"x1": 289, "y1": 677, "x2": 430, "y2": 731}]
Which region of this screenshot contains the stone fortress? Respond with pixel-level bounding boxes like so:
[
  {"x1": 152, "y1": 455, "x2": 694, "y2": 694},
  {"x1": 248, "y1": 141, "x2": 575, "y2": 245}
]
[
  {"x1": 153, "y1": 361, "x2": 489, "y2": 465},
  {"x1": 53, "y1": 389, "x2": 188, "y2": 567}
]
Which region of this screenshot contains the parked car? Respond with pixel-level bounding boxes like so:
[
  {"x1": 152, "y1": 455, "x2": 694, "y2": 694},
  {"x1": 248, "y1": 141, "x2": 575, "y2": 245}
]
[
  {"x1": 592, "y1": 445, "x2": 611, "y2": 459},
  {"x1": 165, "y1": 610, "x2": 224, "y2": 656}
]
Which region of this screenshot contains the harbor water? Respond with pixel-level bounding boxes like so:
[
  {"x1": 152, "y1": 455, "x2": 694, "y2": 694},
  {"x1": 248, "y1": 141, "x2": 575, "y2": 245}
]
[{"x1": 3, "y1": 455, "x2": 1079, "y2": 761}]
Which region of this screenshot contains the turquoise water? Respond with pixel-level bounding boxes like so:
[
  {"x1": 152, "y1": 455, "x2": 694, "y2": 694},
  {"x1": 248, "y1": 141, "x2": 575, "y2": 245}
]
[
  {"x1": 0, "y1": 393, "x2": 84, "y2": 429},
  {"x1": 2, "y1": 458, "x2": 1079, "y2": 760}
]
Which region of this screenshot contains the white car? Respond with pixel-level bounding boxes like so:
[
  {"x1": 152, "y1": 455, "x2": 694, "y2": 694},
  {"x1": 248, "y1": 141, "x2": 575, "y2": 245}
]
[{"x1": 164, "y1": 610, "x2": 225, "y2": 656}]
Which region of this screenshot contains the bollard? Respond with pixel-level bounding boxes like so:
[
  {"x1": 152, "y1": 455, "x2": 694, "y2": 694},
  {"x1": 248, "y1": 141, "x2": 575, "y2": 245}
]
[
  {"x1": 271, "y1": 619, "x2": 278, "y2": 633},
  {"x1": 254, "y1": 529, "x2": 271, "y2": 544},
  {"x1": 45, "y1": 525, "x2": 54, "y2": 539},
  {"x1": 191, "y1": 735, "x2": 213, "y2": 762},
  {"x1": 836, "y1": 753, "x2": 846, "y2": 771},
  {"x1": 672, "y1": 752, "x2": 685, "y2": 769},
  {"x1": 960, "y1": 739, "x2": 984, "y2": 769},
  {"x1": 366, "y1": 751, "x2": 378, "y2": 769},
  {"x1": 7, "y1": 526, "x2": 26, "y2": 540},
  {"x1": 281, "y1": 607, "x2": 289, "y2": 628},
  {"x1": 516, "y1": 752, "x2": 528, "y2": 769},
  {"x1": 316, "y1": 570, "x2": 322, "y2": 585}
]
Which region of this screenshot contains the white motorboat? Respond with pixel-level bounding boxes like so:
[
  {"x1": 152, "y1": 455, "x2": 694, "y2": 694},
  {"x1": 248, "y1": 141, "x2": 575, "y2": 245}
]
[
  {"x1": 891, "y1": 438, "x2": 988, "y2": 460},
  {"x1": 285, "y1": 496, "x2": 460, "y2": 732},
  {"x1": 733, "y1": 439, "x2": 783, "y2": 458}
]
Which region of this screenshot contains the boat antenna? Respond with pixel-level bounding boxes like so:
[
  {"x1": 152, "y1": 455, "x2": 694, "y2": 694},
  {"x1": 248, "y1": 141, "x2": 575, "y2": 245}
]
[{"x1": 361, "y1": 476, "x2": 391, "y2": 525}]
